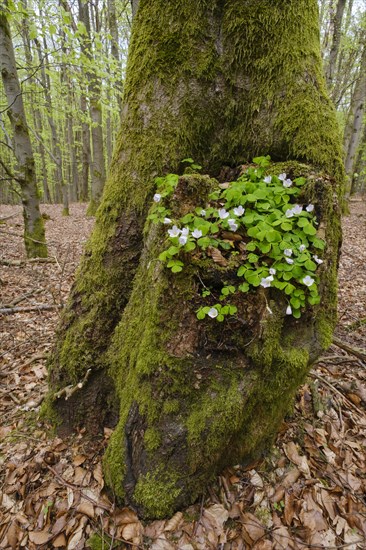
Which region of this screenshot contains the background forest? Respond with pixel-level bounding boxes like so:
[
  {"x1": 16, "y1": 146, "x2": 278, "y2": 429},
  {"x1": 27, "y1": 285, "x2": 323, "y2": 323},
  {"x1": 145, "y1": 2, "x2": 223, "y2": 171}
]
[{"x1": 0, "y1": 0, "x2": 366, "y2": 214}]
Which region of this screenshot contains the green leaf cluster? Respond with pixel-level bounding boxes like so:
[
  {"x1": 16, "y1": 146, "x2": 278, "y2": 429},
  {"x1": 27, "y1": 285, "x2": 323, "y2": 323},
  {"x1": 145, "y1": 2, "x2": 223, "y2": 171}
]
[{"x1": 150, "y1": 158, "x2": 325, "y2": 319}]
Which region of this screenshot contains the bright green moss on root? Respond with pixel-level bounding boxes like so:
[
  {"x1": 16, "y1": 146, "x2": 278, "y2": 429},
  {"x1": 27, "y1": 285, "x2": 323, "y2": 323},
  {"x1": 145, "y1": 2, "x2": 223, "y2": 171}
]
[
  {"x1": 24, "y1": 216, "x2": 47, "y2": 259},
  {"x1": 134, "y1": 468, "x2": 182, "y2": 520}
]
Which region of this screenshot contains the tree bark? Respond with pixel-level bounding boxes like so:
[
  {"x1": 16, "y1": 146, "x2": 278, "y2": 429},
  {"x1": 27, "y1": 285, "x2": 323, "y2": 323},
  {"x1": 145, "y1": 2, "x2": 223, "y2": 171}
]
[
  {"x1": 78, "y1": 0, "x2": 106, "y2": 215},
  {"x1": 325, "y1": 0, "x2": 346, "y2": 91},
  {"x1": 344, "y1": 42, "x2": 366, "y2": 182},
  {"x1": 0, "y1": 9, "x2": 47, "y2": 258},
  {"x1": 47, "y1": 0, "x2": 344, "y2": 518}
]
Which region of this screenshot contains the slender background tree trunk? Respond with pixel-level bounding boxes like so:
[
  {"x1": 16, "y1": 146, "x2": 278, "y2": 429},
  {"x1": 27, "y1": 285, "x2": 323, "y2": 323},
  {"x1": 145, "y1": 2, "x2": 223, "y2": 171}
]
[{"x1": 0, "y1": 9, "x2": 47, "y2": 258}]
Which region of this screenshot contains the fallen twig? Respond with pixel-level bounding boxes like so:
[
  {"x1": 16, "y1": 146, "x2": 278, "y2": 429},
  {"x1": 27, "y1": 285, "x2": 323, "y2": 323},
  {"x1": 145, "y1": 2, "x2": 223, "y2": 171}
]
[
  {"x1": 332, "y1": 336, "x2": 366, "y2": 363},
  {"x1": 0, "y1": 257, "x2": 56, "y2": 266},
  {"x1": 309, "y1": 372, "x2": 363, "y2": 414},
  {"x1": 0, "y1": 304, "x2": 62, "y2": 314},
  {"x1": 46, "y1": 464, "x2": 113, "y2": 513},
  {"x1": 1, "y1": 288, "x2": 42, "y2": 308},
  {"x1": 55, "y1": 368, "x2": 91, "y2": 400}
]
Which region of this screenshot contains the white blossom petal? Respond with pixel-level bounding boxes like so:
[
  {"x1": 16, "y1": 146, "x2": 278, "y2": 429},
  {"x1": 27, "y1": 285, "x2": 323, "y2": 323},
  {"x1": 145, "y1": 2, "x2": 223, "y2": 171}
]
[
  {"x1": 306, "y1": 204, "x2": 314, "y2": 212},
  {"x1": 284, "y1": 248, "x2": 293, "y2": 257},
  {"x1": 286, "y1": 305, "x2": 292, "y2": 315},
  {"x1": 233, "y1": 205, "x2": 245, "y2": 216},
  {"x1": 302, "y1": 275, "x2": 315, "y2": 287},
  {"x1": 314, "y1": 255, "x2": 323, "y2": 265},
  {"x1": 292, "y1": 204, "x2": 303, "y2": 214},
  {"x1": 200, "y1": 209, "x2": 206, "y2": 216},
  {"x1": 269, "y1": 268, "x2": 276, "y2": 275},
  {"x1": 179, "y1": 235, "x2": 188, "y2": 245},
  {"x1": 260, "y1": 276, "x2": 273, "y2": 288},
  {"x1": 181, "y1": 227, "x2": 189, "y2": 236},
  {"x1": 192, "y1": 229, "x2": 202, "y2": 239},
  {"x1": 285, "y1": 209, "x2": 294, "y2": 218},
  {"x1": 264, "y1": 176, "x2": 272, "y2": 184},
  {"x1": 153, "y1": 193, "x2": 161, "y2": 202},
  {"x1": 208, "y1": 307, "x2": 218, "y2": 318},
  {"x1": 285, "y1": 258, "x2": 294, "y2": 264},
  {"x1": 163, "y1": 217, "x2": 172, "y2": 224},
  {"x1": 168, "y1": 225, "x2": 180, "y2": 238},
  {"x1": 283, "y1": 178, "x2": 292, "y2": 188},
  {"x1": 278, "y1": 173, "x2": 287, "y2": 181},
  {"x1": 299, "y1": 244, "x2": 306, "y2": 252},
  {"x1": 218, "y1": 208, "x2": 229, "y2": 219}
]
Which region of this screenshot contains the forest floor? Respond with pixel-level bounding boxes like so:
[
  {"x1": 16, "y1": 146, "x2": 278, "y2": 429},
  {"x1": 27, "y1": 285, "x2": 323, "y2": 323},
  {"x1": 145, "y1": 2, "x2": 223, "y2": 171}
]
[{"x1": 0, "y1": 202, "x2": 365, "y2": 550}]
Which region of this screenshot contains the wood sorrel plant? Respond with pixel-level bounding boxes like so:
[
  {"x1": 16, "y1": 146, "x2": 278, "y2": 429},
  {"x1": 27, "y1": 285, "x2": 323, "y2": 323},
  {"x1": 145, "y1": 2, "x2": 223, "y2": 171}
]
[{"x1": 149, "y1": 157, "x2": 325, "y2": 319}]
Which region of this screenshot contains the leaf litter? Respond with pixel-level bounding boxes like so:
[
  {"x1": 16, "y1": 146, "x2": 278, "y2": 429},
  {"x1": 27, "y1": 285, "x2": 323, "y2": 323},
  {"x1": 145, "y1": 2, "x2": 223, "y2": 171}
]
[{"x1": 0, "y1": 201, "x2": 365, "y2": 549}]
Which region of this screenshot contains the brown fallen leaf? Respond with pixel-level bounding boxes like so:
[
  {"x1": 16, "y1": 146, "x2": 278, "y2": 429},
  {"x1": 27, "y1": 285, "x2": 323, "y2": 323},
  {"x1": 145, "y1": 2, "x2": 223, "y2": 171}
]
[
  {"x1": 53, "y1": 532, "x2": 67, "y2": 547},
  {"x1": 164, "y1": 511, "x2": 183, "y2": 531},
  {"x1": 207, "y1": 247, "x2": 228, "y2": 267},
  {"x1": 241, "y1": 512, "x2": 265, "y2": 544},
  {"x1": 28, "y1": 529, "x2": 52, "y2": 545},
  {"x1": 283, "y1": 442, "x2": 310, "y2": 477},
  {"x1": 6, "y1": 521, "x2": 19, "y2": 550}
]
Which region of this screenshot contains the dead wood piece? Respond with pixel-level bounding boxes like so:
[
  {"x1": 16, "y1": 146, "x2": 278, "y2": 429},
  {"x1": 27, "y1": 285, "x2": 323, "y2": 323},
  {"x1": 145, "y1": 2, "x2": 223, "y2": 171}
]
[
  {"x1": 0, "y1": 257, "x2": 56, "y2": 266},
  {"x1": 309, "y1": 372, "x2": 363, "y2": 415},
  {"x1": 55, "y1": 368, "x2": 91, "y2": 400},
  {"x1": 0, "y1": 304, "x2": 62, "y2": 314},
  {"x1": 332, "y1": 336, "x2": 366, "y2": 363},
  {"x1": 2, "y1": 288, "x2": 42, "y2": 309}
]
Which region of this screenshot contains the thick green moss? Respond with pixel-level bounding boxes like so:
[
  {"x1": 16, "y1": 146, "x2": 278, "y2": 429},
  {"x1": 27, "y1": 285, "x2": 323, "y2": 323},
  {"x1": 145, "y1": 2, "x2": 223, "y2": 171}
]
[
  {"x1": 24, "y1": 215, "x2": 47, "y2": 259},
  {"x1": 134, "y1": 468, "x2": 182, "y2": 519}
]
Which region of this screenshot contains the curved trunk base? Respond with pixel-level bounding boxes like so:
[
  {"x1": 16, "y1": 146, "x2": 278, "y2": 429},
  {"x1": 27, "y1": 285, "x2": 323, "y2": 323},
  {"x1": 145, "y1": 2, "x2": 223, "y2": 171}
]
[{"x1": 102, "y1": 168, "x2": 340, "y2": 518}]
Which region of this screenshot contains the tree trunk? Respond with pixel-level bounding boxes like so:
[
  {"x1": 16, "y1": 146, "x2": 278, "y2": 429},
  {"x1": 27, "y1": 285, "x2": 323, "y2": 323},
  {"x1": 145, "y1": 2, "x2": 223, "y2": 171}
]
[
  {"x1": 78, "y1": 0, "x2": 106, "y2": 215},
  {"x1": 0, "y1": 9, "x2": 47, "y2": 258},
  {"x1": 325, "y1": 0, "x2": 346, "y2": 91},
  {"x1": 350, "y1": 123, "x2": 366, "y2": 195},
  {"x1": 47, "y1": 0, "x2": 344, "y2": 518},
  {"x1": 344, "y1": 42, "x2": 366, "y2": 182}
]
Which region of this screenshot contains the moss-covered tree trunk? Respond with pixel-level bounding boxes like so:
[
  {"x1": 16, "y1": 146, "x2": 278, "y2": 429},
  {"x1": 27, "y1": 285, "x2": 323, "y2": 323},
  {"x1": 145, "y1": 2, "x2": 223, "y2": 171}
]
[{"x1": 47, "y1": 0, "x2": 344, "y2": 518}]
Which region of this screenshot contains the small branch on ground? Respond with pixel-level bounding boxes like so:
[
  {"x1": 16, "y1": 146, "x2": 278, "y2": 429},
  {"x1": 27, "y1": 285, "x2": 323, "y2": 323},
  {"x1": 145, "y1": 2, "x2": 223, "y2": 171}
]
[
  {"x1": 55, "y1": 368, "x2": 91, "y2": 400},
  {"x1": 0, "y1": 257, "x2": 56, "y2": 266},
  {"x1": 0, "y1": 304, "x2": 62, "y2": 315},
  {"x1": 332, "y1": 336, "x2": 366, "y2": 363}
]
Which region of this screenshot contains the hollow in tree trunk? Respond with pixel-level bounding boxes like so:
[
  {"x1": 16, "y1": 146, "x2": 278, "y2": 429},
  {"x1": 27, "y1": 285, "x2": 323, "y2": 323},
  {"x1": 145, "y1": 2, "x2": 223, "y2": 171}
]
[{"x1": 47, "y1": 0, "x2": 344, "y2": 518}]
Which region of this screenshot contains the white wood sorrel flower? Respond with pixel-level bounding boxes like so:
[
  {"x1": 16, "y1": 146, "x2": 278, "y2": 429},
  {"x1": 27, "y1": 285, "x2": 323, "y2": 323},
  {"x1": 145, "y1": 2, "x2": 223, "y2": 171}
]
[
  {"x1": 168, "y1": 225, "x2": 180, "y2": 238},
  {"x1": 218, "y1": 208, "x2": 229, "y2": 219},
  {"x1": 233, "y1": 205, "x2": 245, "y2": 216},
  {"x1": 153, "y1": 193, "x2": 161, "y2": 202},
  {"x1": 303, "y1": 275, "x2": 315, "y2": 287},
  {"x1": 208, "y1": 307, "x2": 218, "y2": 318},
  {"x1": 191, "y1": 229, "x2": 202, "y2": 238},
  {"x1": 260, "y1": 276, "x2": 273, "y2": 288}
]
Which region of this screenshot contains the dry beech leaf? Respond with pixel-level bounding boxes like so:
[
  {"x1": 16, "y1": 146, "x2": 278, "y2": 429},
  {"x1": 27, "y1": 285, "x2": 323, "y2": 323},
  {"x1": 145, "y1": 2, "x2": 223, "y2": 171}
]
[
  {"x1": 164, "y1": 511, "x2": 183, "y2": 531},
  {"x1": 114, "y1": 507, "x2": 139, "y2": 526},
  {"x1": 6, "y1": 521, "x2": 19, "y2": 550},
  {"x1": 122, "y1": 522, "x2": 142, "y2": 541},
  {"x1": 207, "y1": 247, "x2": 228, "y2": 267},
  {"x1": 283, "y1": 442, "x2": 310, "y2": 477},
  {"x1": 203, "y1": 504, "x2": 229, "y2": 534},
  {"x1": 52, "y1": 532, "x2": 67, "y2": 547},
  {"x1": 241, "y1": 512, "x2": 265, "y2": 543},
  {"x1": 249, "y1": 469, "x2": 264, "y2": 489},
  {"x1": 28, "y1": 530, "x2": 52, "y2": 545},
  {"x1": 73, "y1": 454, "x2": 87, "y2": 466},
  {"x1": 76, "y1": 500, "x2": 95, "y2": 518},
  {"x1": 93, "y1": 463, "x2": 104, "y2": 486}
]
